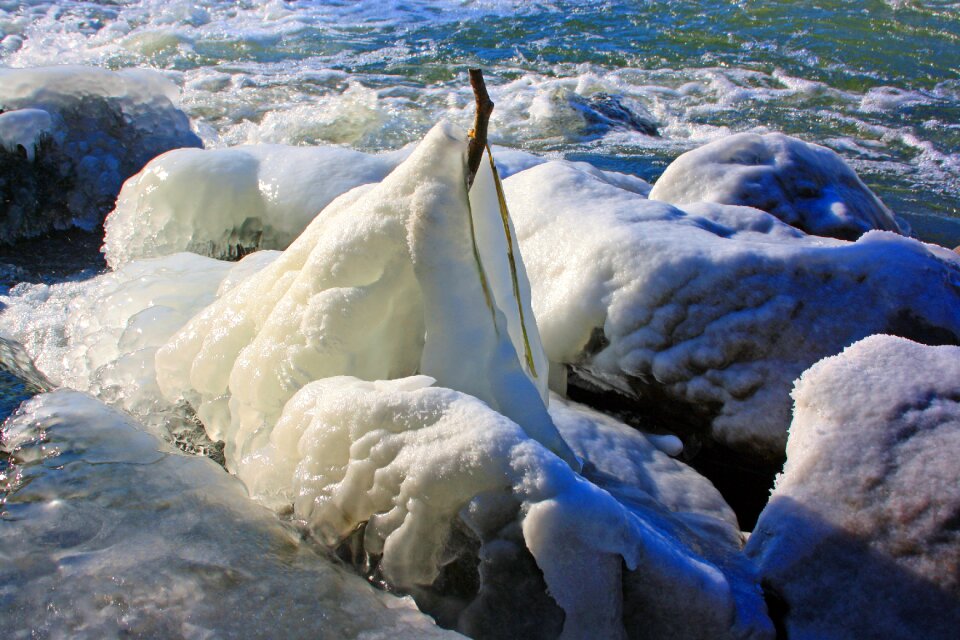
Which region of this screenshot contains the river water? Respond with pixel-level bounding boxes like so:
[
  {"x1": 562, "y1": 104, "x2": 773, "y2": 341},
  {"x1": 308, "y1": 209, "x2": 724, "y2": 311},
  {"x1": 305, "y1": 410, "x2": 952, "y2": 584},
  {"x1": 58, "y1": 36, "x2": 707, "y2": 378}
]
[{"x1": 2, "y1": 0, "x2": 959, "y2": 234}]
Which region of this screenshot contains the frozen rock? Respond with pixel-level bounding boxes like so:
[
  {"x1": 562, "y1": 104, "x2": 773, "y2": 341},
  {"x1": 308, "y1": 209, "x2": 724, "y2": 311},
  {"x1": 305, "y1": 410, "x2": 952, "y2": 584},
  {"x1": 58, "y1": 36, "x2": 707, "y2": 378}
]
[
  {"x1": 504, "y1": 161, "x2": 960, "y2": 461},
  {"x1": 0, "y1": 390, "x2": 458, "y2": 639},
  {"x1": 649, "y1": 132, "x2": 908, "y2": 240},
  {"x1": 0, "y1": 66, "x2": 201, "y2": 244},
  {"x1": 237, "y1": 375, "x2": 772, "y2": 640},
  {"x1": 103, "y1": 144, "x2": 407, "y2": 267},
  {"x1": 746, "y1": 335, "x2": 960, "y2": 639},
  {"x1": 104, "y1": 143, "x2": 649, "y2": 268},
  {"x1": 154, "y1": 121, "x2": 576, "y2": 468}
]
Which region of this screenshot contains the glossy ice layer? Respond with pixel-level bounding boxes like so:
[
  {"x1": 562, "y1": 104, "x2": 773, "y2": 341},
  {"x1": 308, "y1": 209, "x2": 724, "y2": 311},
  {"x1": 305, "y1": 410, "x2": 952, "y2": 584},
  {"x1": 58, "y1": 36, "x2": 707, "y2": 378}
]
[
  {"x1": 0, "y1": 390, "x2": 459, "y2": 639},
  {"x1": 103, "y1": 144, "x2": 407, "y2": 266}
]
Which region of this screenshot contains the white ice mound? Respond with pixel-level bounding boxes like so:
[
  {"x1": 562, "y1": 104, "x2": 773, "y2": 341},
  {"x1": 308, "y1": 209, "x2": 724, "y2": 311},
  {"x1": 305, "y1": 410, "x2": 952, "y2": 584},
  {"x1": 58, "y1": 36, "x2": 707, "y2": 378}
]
[
  {"x1": 103, "y1": 143, "x2": 650, "y2": 268},
  {"x1": 504, "y1": 161, "x2": 960, "y2": 460},
  {"x1": 0, "y1": 390, "x2": 457, "y2": 639},
  {"x1": 649, "y1": 132, "x2": 908, "y2": 240},
  {"x1": 746, "y1": 335, "x2": 960, "y2": 639},
  {"x1": 237, "y1": 375, "x2": 772, "y2": 640},
  {"x1": 0, "y1": 65, "x2": 201, "y2": 243},
  {"x1": 155, "y1": 121, "x2": 575, "y2": 467},
  {"x1": 103, "y1": 144, "x2": 406, "y2": 267}
]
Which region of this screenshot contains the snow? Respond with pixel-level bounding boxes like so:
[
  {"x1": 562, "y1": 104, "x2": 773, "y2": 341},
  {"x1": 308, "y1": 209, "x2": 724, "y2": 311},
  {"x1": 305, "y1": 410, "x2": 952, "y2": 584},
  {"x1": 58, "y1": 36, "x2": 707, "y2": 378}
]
[
  {"x1": 0, "y1": 390, "x2": 459, "y2": 639},
  {"x1": 103, "y1": 144, "x2": 407, "y2": 267},
  {"x1": 503, "y1": 160, "x2": 960, "y2": 460},
  {"x1": 649, "y1": 132, "x2": 909, "y2": 240},
  {"x1": 0, "y1": 65, "x2": 201, "y2": 243},
  {"x1": 746, "y1": 335, "x2": 960, "y2": 639}
]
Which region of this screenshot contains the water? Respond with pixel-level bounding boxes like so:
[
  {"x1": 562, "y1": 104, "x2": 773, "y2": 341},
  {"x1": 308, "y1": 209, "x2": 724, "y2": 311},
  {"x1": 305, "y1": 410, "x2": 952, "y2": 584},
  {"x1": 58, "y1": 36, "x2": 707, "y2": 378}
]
[{"x1": 2, "y1": 0, "x2": 959, "y2": 231}]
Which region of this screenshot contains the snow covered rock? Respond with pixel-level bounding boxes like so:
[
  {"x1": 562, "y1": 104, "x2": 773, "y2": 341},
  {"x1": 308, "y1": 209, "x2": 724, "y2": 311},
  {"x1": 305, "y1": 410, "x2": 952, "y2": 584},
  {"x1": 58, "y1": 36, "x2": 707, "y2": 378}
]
[
  {"x1": 649, "y1": 132, "x2": 908, "y2": 240},
  {"x1": 236, "y1": 375, "x2": 772, "y2": 639},
  {"x1": 103, "y1": 144, "x2": 406, "y2": 267},
  {"x1": 504, "y1": 161, "x2": 960, "y2": 461},
  {"x1": 746, "y1": 335, "x2": 960, "y2": 639},
  {"x1": 154, "y1": 121, "x2": 577, "y2": 468},
  {"x1": 0, "y1": 66, "x2": 201, "y2": 244},
  {"x1": 0, "y1": 390, "x2": 458, "y2": 639}
]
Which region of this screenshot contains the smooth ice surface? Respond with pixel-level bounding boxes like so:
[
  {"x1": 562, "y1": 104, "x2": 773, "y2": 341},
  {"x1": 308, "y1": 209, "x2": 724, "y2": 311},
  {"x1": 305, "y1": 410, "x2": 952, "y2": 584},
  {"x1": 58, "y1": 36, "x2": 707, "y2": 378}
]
[
  {"x1": 0, "y1": 390, "x2": 459, "y2": 639},
  {"x1": 746, "y1": 335, "x2": 960, "y2": 639},
  {"x1": 504, "y1": 160, "x2": 960, "y2": 459},
  {"x1": 0, "y1": 66, "x2": 201, "y2": 242},
  {"x1": 103, "y1": 144, "x2": 407, "y2": 267},
  {"x1": 237, "y1": 375, "x2": 771, "y2": 640},
  {"x1": 649, "y1": 132, "x2": 908, "y2": 240},
  {"x1": 155, "y1": 121, "x2": 576, "y2": 467}
]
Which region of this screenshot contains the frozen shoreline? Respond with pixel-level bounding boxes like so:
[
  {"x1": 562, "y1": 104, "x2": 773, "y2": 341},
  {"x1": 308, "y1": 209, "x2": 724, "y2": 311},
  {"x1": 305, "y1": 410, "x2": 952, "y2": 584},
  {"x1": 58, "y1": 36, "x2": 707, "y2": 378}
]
[{"x1": 3, "y1": 4, "x2": 960, "y2": 635}]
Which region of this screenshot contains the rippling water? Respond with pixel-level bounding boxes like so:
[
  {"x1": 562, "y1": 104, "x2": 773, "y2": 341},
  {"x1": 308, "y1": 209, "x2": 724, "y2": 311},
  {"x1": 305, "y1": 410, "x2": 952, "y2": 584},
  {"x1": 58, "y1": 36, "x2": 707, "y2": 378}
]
[{"x1": 2, "y1": 0, "x2": 959, "y2": 233}]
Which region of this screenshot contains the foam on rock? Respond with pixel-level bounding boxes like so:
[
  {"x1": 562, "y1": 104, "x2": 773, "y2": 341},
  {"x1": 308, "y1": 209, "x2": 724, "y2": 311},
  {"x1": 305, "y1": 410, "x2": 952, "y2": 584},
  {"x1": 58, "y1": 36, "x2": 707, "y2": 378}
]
[
  {"x1": 504, "y1": 160, "x2": 960, "y2": 460},
  {"x1": 746, "y1": 335, "x2": 960, "y2": 639},
  {"x1": 649, "y1": 132, "x2": 909, "y2": 240},
  {"x1": 0, "y1": 65, "x2": 201, "y2": 244},
  {"x1": 0, "y1": 390, "x2": 459, "y2": 639}
]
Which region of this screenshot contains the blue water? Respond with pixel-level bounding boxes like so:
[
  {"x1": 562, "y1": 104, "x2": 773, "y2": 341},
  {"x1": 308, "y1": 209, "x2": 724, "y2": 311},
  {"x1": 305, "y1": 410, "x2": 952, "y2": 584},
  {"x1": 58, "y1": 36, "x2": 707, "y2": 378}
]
[{"x1": 2, "y1": 1, "x2": 958, "y2": 232}]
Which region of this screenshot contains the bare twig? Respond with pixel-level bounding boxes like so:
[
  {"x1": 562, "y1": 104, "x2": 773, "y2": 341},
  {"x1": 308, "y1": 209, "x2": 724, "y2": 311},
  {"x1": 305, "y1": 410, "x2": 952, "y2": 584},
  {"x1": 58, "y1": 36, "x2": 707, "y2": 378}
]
[{"x1": 466, "y1": 68, "x2": 494, "y2": 189}]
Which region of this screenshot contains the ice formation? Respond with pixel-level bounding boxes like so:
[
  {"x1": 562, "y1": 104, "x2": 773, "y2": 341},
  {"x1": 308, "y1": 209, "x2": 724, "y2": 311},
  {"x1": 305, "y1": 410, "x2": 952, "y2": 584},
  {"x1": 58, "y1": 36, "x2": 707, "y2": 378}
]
[
  {"x1": 503, "y1": 160, "x2": 960, "y2": 460},
  {"x1": 746, "y1": 335, "x2": 960, "y2": 639},
  {"x1": 103, "y1": 144, "x2": 408, "y2": 267},
  {"x1": 0, "y1": 65, "x2": 201, "y2": 243},
  {"x1": 0, "y1": 121, "x2": 776, "y2": 639},
  {"x1": 236, "y1": 376, "x2": 771, "y2": 639},
  {"x1": 102, "y1": 143, "x2": 650, "y2": 266},
  {"x1": 648, "y1": 132, "x2": 909, "y2": 240},
  {"x1": 0, "y1": 390, "x2": 458, "y2": 639},
  {"x1": 0, "y1": 253, "x2": 247, "y2": 440},
  {"x1": 154, "y1": 121, "x2": 575, "y2": 467}
]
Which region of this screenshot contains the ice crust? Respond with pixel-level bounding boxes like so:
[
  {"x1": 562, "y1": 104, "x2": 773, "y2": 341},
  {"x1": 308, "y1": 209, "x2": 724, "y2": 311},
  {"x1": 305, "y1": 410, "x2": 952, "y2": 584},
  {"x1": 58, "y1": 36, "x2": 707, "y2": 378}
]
[
  {"x1": 0, "y1": 390, "x2": 459, "y2": 639},
  {"x1": 237, "y1": 375, "x2": 771, "y2": 639},
  {"x1": 0, "y1": 253, "x2": 248, "y2": 439},
  {"x1": 0, "y1": 65, "x2": 201, "y2": 243},
  {"x1": 0, "y1": 122, "x2": 776, "y2": 639},
  {"x1": 503, "y1": 160, "x2": 960, "y2": 459},
  {"x1": 746, "y1": 335, "x2": 960, "y2": 639},
  {"x1": 649, "y1": 132, "x2": 909, "y2": 240},
  {"x1": 103, "y1": 144, "x2": 407, "y2": 267},
  {"x1": 154, "y1": 121, "x2": 575, "y2": 467},
  {"x1": 102, "y1": 142, "x2": 650, "y2": 266}
]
